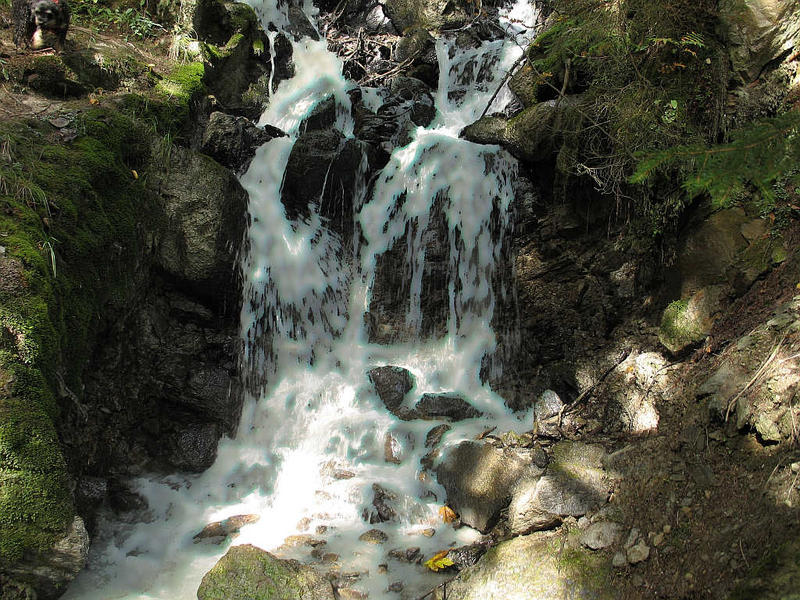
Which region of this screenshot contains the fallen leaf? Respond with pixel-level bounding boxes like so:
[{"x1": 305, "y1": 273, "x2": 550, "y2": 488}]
[
  {"x1": 131, "y1": 170, "x2": 138, "y2": 179},
  {"x1": 424, "y1": 550, "x2": 454, "y2": 572},
  {"x1": 439, "y1": 505, "x2": 457, "y2": 523}
]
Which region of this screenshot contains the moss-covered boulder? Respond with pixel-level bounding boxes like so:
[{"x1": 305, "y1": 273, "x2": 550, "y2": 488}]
[
  {"x1": 461, "y1": 97, "x2": 584, "y2": 164},
  {"x1": 197, "y1": 544, "x2": 335, "y2": 600},
  {"x1": 430, "y1": 532, "x2": 614, "y2": 600},
  {"x1": 384, "y1": 0, "x2": 475, "y2": 32},
  {"x1": 659, "y1": 286, "x2": 724, "y2": 354}
]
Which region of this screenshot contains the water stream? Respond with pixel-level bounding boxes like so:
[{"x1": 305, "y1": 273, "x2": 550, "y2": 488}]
[{"x1": 65, "y1": 1, "x2": 539, "y2": 597}]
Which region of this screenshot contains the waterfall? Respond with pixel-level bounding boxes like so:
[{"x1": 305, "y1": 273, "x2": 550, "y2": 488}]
[{"x1": 64, "y1": 1, "x2": 539, "y2": 598}]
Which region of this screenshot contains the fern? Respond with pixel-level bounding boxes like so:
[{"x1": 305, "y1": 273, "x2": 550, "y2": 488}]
[{"x1": 631, "y1": 110, "x2": 800, "y2": 206}]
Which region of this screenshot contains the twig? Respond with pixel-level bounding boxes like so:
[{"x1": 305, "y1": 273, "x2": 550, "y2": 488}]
[
  {"x1": 557, "y1": 348, "x2": 631, "y2": 427},
  {"x1": 739, "y1": 539, "x2": 749, "y2": 569},
  {"x1": 479, "y1": 53, "x2": 526, "y2": 119},
  {"x1": 415, "y1": 578, "x2": 456, "y2": 600},
  {"x1": 725, "y1": 335, "x2": 786, "y2": 422}
]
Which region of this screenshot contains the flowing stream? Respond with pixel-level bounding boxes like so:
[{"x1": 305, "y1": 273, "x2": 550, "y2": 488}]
[{"x1": 65, "y1": 0, "x2": 539, "y2": 597}]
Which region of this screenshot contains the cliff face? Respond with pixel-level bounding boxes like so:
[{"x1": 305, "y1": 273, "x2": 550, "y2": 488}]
[{"x1": 0, "y1": 6, "x2": 253, "y2": 596}]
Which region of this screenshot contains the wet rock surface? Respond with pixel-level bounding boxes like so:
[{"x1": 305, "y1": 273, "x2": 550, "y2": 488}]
[
  {"x1": 201, "y1": 111, "x2": 286, "y2": 173},
  {"x1": 197, "y1": 544, "x2": 336, "y2": 600}
]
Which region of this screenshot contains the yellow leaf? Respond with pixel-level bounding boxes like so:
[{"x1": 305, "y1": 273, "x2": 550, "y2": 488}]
[
  {"x1": 424, "y1": 550, "x2": 454, "y2": 572},
  {"x1": 131, "y1": 170, "x2": 139, "y2": 179},
  {"x1": 89, "y1": 97, "x2": 99, "y2": 105},
  {"x1": 439, "y1": 505, "x2": 457, "y2": 523}
]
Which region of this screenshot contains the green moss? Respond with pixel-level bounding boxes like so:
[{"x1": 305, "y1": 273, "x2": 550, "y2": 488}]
[
  {"x1": 0, "y1": 398, "x2": 72, "y2": 562},
  {"x1": 658, "y1": 298, "x2": 708, "y2": 353},
  {"x1": 0, "y1": 109, "x2": 158, "y2": 563}
]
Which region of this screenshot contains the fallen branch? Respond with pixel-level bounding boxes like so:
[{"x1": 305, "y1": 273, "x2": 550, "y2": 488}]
[
  {"x1": 725, "y1": 334, "x2": 786, "y2": 422},
  {"x1": 479, "y1": 53, "x2": 526, "y2": 119},
  {"x1": 557, "y1": 348, "x2": 631, "y2": 428}
]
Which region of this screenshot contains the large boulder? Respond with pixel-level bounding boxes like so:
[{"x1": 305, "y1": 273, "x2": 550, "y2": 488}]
[
  {"x1": 507, "y1": 442, "x2": 609, "y2": 535},
  {"x1": 461, "y1": 97, "x2": 584, "y2": 164},
  {"x1": 194, "y1": 0, "x2": 276, "y2": 117},
  {"x1": 430, "y1": 532, "x2": 613, "y2": 600},
  {"x1": 384, "y1": 0, "x2": 475, "y2": 32},
  {"x1": 150, "y1": 146, "x2": 247, "y2": 306},
  {"x1": 435, "y1": 441, "x2": 543, "y2": 532},
  {"x1": 197, "y1": 544, "x2": 336, "y2": 600},
  {"x1": 719, "y1": 0, "x2": 800, "y2": 82}
]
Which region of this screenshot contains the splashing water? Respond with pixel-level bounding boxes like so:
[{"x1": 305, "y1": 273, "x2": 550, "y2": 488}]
[{"x1": 64, "y1": 1, "x2": 539, "y2": 598}]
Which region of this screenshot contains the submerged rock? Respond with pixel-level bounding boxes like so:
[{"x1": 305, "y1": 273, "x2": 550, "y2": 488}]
[
  {"x1": 197, "y1": 544, "x2": 335, "y2": 599},
  {"x1": 435, "y1": 441, "x2": 543, "y2": 533},
  {"x1": 193, "y1": 514, "x2": 260, "y2": 543},
  {"x1": 415, "y1": 393, "x2": 482, "y2": 421}
]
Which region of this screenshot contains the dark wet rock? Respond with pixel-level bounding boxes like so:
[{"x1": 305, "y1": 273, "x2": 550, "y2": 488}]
[
  {"x1": 300, "y1": 96, "x2": 337, "y2": 133},
  {"x1": 435, "y1": 441, "x2": 543, "y2": 533},
  {"x1": 108, "y1": 481, "x2": 148, "y2": 513},
  {"x1": 74, "y1": 477, "x2": 108, "y2": 533},
  {"x1": 197, "y1": 544, "x2": 335, "y2": 599},
  {"x1": 425, "y1": 424, "x2": 451, "y2": 447},
  {"x1": 168, "y1": 422, "x2": 221, "y2": 472},
  {"x1": 287, "y1": 4, "x2": 320, "y2": 41},
  {"x1": 448, "y1": 543, "x2": 488, "y2": 570},
  {"x1": 3, "y1": 517, "x2": 89, "y2": 600},
  {"x1": 354, "y1": 77, "x2": 436, "y2": 159},
  {"x1": 395, "y1": 27, "x2": 439, "y2": 87},
  {"x1": 282, "y1": 129, "x2": 375, "y2": 236},
  {"x1": 194, "y1": 514, "x2": 260, "y2": 543},
  {"x1": 201, "y1": 112, "x2": 286, "y2": 173},
  {"x1": 368, "y1": 366, "x2": 415, "y2": 416},
  {"x1": 415, "y1": 393, "x2": 481, "y2": 421},
  {"x1": 365, "y1": 484, "x2": 399, "y2": 523},
  {"x1": 150, "y1": 146, "x2": 247, "y2": 303}
]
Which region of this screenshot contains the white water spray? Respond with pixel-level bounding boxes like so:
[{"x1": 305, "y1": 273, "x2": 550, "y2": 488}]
[{"x1": 65, "y1": 1, "x2": 538, "y2": 598}]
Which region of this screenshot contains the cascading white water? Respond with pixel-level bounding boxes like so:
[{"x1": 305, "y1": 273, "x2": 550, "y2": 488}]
[{"x1": 64, "y1": 1, "x2": 539, "y2": 598}]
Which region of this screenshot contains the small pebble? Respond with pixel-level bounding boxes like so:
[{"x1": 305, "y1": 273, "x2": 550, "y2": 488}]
[
  {"x1": 627, "y1": 542, "x2": 650, "y2": 564},
  {"x1": 791, "y1": 462, "x2": 800, "y2": 474},
  {"x1": 652, "y1": 532, "x2": 664, "y2": 547}
]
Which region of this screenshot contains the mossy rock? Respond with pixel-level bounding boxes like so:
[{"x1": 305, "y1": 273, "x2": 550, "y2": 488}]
[
  {"x1": 384, "y1": 0, "x2": 475, "y2": 32},
  {"x1": 433, "y1": 532, "x2": 614, "y2": 600},
  {"x1": 658, "y1": 285, "x2": 724, "y2": 354},
  {"x1": 0, "y1": 398, "x2": 73, "y2": 563},
  {"x1": 197, "y1": 545, "x2": 335, "y2": 600},
  {"x1": 0, "y1": 109, "x2": 156, "y2": 581}
]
